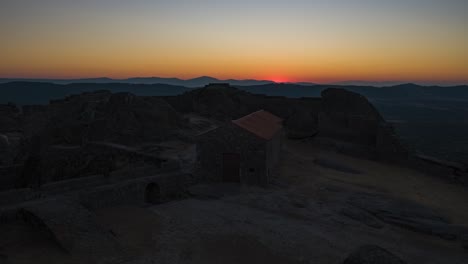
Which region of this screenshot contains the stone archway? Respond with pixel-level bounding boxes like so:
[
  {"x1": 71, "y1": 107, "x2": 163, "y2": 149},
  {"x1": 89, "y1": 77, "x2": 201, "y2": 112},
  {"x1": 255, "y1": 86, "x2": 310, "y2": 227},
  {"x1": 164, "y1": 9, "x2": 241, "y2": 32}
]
[{"x1": 145, "y1": 182, "x2": 161, "y2": 204}]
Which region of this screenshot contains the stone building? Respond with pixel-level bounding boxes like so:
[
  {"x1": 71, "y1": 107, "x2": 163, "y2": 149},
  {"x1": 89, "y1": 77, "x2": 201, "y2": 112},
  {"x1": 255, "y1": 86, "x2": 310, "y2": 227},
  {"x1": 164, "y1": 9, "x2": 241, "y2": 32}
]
[{"x1": 197, "y1": 110, "x2": 283, "y2": 186}]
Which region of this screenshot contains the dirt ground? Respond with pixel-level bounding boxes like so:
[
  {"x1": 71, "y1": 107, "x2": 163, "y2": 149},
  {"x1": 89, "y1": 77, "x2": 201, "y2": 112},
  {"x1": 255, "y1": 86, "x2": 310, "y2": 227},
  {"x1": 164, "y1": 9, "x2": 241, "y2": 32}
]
[
  {"x1": 282, "y1": 140, "x2": 468, "y2": 225},
  {"x1": 1, "y1": 139, "x2": 468, "y2": 264}
]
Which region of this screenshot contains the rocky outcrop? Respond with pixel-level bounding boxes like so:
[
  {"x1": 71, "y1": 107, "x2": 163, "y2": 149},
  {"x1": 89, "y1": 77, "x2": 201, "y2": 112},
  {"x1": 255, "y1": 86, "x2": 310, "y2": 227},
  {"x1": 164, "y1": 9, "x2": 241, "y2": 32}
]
[
  {"x1": 164, "y1": 84, "x2": 322, "y2": 137},
  {"x1": 8, "y1": 90, "x2": 188, "y2": 187},
  {"x1": 317, "y1": 88, "x2": 409, "y2": 162},
  {"x1": 165, "y1": 85, "x2": 410, "y2": 163},
  {"x1": 343, "y1": 245, "x2": 406, "y2": 264},
  {"x1": 0, "y1": 104, "x2": 23, "y2": 165},
  {"x1": 376, "y1": 123, "x2": 409, "y2": 162},
  {"x1": 321, "y1": 88, "x2": 383, "y2": 121},
  {"x1": 1, "y1": 85, "x2": 444, "y2": 192},
  {"x1": 42, "y1": 91, "x2": 185, "y2": 145},
  {"x1": 319, "y1": 88, "x2": 382, "y2": 146},
  {"x1": 20, "y1": 198, "x2": 124, "y2": 262},
  {"x1": 0, "y1": 103, "x2": 21, "y2": 133},
  {"x1": 0, "y1": 134, "x2": 9, "y2": 164}
]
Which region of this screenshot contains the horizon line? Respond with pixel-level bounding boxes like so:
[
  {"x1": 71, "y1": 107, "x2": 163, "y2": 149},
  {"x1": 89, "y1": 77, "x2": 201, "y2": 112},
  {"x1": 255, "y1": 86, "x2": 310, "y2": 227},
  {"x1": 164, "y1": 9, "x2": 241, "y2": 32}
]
[{"x1": 0, "y1": 75, "x2": 467, "y2": 86}]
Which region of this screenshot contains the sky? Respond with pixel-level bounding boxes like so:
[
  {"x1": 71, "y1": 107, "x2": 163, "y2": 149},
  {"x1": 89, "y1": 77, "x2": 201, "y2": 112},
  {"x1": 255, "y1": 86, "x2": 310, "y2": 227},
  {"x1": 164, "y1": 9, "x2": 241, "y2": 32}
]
[{"x1": 1, "y1": 0, "x2": 467, "y2": 84}]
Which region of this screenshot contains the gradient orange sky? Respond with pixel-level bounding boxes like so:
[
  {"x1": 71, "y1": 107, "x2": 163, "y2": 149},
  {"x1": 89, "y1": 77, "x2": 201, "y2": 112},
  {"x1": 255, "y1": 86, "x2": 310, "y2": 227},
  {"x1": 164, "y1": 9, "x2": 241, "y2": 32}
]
[{"x1": 1, "y1": 0, "x2": 467, "y2": 84}]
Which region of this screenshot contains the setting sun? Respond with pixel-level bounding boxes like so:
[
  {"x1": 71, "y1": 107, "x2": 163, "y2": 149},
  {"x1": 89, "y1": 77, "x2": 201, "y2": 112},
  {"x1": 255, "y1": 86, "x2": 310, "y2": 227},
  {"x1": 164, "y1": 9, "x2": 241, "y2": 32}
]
[{"x1": 270, "y1": 77, "x2": 288, "y2": 83}]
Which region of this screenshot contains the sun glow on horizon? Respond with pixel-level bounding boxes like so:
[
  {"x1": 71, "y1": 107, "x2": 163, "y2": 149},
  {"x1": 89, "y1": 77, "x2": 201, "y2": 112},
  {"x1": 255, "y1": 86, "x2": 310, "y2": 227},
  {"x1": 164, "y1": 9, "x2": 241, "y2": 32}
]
[
  {"x1": 0, "y1": 0, "x2": 467, "y2": 85},
  {"x1": 270, "y1": 77, "x2": 289, "y2": 83}
]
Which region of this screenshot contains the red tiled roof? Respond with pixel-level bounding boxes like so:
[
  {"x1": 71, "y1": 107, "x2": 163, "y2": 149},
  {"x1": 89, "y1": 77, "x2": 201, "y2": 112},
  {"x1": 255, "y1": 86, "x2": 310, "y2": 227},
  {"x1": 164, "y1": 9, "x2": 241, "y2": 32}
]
[{"x1": 232, "y1": 110, "x2": 283, "y2": 140}]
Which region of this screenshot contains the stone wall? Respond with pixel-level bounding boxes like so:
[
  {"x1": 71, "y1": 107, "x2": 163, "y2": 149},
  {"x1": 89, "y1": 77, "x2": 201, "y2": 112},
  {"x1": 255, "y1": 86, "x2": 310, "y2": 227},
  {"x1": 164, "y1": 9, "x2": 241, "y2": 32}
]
[
  {"x1": 68, "y1": 173, "x2": 189, "y2": 210},
  {"x1": 266, "y1": 129, "x2": 283, "y2": 178},
  {"x1": 0, "y1": 172, "x2": 189, "y2": 223},
  {"x1": 40, "y1": 174, "x2": 108, "y2": 195},
  {"x1": 196, "y1": 123, "x2": 268, "y2": 185},
  {"x1": 78, "y1": 180, "x2": 146, "y2": 210}
]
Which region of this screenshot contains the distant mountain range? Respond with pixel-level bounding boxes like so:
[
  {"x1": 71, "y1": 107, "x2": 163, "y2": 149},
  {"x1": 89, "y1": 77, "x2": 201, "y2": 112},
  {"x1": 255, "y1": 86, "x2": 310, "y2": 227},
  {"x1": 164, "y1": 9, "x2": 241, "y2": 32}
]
[
  {"x1": 0, "y1": 76, "x2": 465, "y2": 87},
  {"x1": 0, "y1": 82, "x2": 190, "y2": 105},
  {"x1": 327, "y1": 80, "x2": 468, "y2": 87},
  {"x1": 1, "y1": 80, "x2": 467, "y2": 106},
  {"x1": 236, "y1": 83, "x2": 468, "y2": 100},
  {"x1": 0, "y1": 76, "x2": 277, "y2": 88}
]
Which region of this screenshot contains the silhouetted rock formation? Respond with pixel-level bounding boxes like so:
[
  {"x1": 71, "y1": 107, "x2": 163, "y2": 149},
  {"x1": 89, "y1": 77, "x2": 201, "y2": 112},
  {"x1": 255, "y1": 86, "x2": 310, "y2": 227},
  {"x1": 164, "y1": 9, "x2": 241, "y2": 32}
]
[
  {"x1": 319, "y1": 88, "x2": 383, "y2": 145},
  {"x1": 164, "y1": 83, "x2": 321, "y2": 137},
  {"x1": 0, "y1": 103, "x2": 21, "y2": 132},
  {"x1": 317, "y1": 88, "x2": 409, "y2": 161},
  {"x1": 2, "y1": 84, "x2": 461, "y2": 191},
  {"x1": 0, "y1": 103, "x2": 23, "y2": 165},
  {"x1": 37, "y1": 91, "x2": 184, "y2": 146},
  {"x1": 1, "y1": 90, "x2": 188, "y2": 188},
  {"x1": 164, "y1": 84, "x2": 408, "y2": 162}
]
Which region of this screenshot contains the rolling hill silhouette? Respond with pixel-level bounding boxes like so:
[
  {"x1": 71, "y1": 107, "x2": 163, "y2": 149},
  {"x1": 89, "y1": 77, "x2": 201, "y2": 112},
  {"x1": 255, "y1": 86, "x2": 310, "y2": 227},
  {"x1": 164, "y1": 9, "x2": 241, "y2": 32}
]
[
  {"x1": 0, "y1": 76, "x2": 274, "y2": 88},
  {"x1": 1, "y1": 81, "x2": 467, "y2": 105}
]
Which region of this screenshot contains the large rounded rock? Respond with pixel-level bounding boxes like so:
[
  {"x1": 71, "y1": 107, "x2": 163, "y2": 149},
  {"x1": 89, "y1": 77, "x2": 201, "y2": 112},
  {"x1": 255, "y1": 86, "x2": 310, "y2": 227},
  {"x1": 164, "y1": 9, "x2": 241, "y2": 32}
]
[
  {"x1": 343, "y1": 245, "x2": 406, "y2": 264},
  {"x1": 319, "y1": 88, "x2": 383, "y2": 146},
  {"x1": 321, "y1": 88, "x2": 383, "y2": 120}
]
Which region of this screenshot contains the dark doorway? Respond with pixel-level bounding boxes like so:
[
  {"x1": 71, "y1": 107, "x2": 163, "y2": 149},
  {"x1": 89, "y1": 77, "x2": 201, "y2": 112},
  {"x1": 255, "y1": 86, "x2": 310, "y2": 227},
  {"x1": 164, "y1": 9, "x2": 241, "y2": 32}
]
[
  {"x1": 145, "y1": 182, "x2": 161, "y2": 204},
  {"x1": 222, "y1": 153, "x2": 240, "y2": 182}
]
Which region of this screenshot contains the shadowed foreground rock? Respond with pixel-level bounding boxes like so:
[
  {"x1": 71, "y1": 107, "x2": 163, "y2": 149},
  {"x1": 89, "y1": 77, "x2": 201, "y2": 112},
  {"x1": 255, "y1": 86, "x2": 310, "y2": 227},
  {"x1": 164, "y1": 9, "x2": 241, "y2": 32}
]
[
  {"x1": 20, "y1": 198, "x2": 125, "y2": 263},
  {"x1": 343, "y1": 245, "x2": 406, "y2": 264}
]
